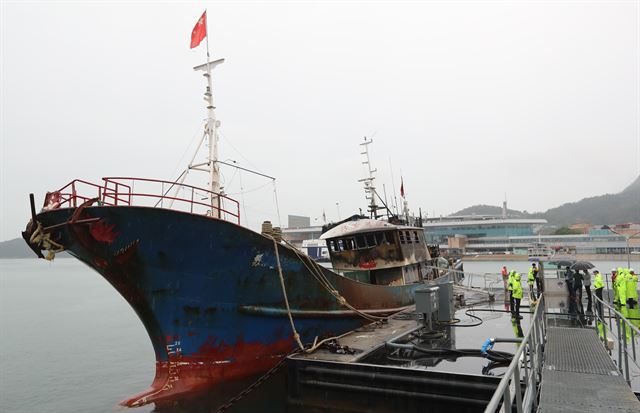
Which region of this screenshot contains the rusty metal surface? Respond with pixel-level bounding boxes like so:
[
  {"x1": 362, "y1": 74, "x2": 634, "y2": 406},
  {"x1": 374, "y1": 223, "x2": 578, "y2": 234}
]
[{"x1": 24, "y1": 204, "x2": 427, "y2": 407}]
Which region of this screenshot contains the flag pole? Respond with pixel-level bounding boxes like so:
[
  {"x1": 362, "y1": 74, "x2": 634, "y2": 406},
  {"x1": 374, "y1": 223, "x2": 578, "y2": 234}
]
[
  {"x1": 205, "y1": 9, "x2": 211, "y2": 61},
  {"x1": 202, "y1": 9, "x2": 219, "y2": 217}
]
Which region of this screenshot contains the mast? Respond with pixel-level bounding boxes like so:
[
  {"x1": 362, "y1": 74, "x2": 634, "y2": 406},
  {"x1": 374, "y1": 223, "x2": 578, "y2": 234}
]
[
  {"x1": 204, "y1": 12, "x2": 220, "y2": 217},
  {"x1": 187, "y1": 59, "x2": 225, "y2": 217},
  {"x1": 358, "y1": 137, "x2": 382, "y2": 219}
]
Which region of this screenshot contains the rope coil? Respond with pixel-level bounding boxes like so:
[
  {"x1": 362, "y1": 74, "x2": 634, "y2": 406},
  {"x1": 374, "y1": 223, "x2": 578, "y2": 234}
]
[{"x1": 29, "y1": 221, "x2": 65, "y2": 261}]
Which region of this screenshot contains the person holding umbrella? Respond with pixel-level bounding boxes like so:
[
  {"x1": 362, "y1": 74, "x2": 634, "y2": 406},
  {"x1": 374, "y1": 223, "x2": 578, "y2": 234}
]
[
  {"x1": 583, "y1": 269, "x2": 593, "y2": 313},
  {"x1": 573, "y1": 269, "x2": 584, "y2": 314},
  {"x1": 570, "y1": 261, "x2": 595, "y2": 313},
  {"x1": 565, "y1": 266, "x2": 577, "y2": 314}
]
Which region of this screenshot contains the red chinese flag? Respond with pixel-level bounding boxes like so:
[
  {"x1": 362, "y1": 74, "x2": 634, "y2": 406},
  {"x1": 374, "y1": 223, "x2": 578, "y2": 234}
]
[
  {"x1": 190, "y1": 11, "x2": 207, "y2": 49},
  {"x1": 400, "y1": 178, "x2": 405, "y2": 198}
]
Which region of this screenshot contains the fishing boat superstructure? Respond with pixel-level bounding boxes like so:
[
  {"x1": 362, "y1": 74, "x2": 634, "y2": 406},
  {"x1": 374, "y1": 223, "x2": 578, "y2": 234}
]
[{"x1": 322, "y1": 219, "x2": 436, "y2": 285}]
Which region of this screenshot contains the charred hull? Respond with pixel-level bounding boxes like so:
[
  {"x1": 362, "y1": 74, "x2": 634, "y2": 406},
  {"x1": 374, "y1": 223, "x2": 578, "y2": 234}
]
[{"x1": 26, "y1": 206, "x2": 422, "y2": 406}]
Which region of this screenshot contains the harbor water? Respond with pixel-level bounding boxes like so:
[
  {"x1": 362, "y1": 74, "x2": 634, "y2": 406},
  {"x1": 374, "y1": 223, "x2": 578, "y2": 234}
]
[{"x1": 1, "y1": 257, "x2": 638, "y2": 413}]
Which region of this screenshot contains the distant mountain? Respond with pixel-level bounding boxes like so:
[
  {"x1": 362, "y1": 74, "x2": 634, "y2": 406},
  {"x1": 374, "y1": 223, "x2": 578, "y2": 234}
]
[
  {"x1": 450, "y1": 175, "x2": 640, "y2": 227},
  {"x1": 0, "y1": 238, "x2": 35, "y2": 258},
  {"x1": 450, "y1": 205, "x2": 528, "y2": 217},
  {"x1": 0, "y1": 238, "x2": 69, "y2": 259},
  {"x1": 541, "y1": 176, "x2": 640, "y2": 227}
]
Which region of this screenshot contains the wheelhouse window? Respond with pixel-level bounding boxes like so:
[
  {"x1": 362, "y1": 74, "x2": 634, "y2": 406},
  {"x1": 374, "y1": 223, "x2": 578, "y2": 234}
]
[
  {"x1": 366, "y1": 234, "x2": 376, "y2": 247},
  {"x1": 344, "y1": 238, "x2": 354, "y2": 250}
]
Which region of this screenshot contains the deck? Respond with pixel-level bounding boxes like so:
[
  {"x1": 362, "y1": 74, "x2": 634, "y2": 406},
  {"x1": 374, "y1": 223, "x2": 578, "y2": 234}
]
[{"x1": 537, "y1": 326, "x2": 640, "y2": 413}]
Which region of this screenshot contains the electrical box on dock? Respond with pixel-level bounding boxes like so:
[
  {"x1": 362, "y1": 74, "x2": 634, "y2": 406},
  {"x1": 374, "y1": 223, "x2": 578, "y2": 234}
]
[
  {"x1": 415, "y1": 286, "x2": 439, "y2": 316},
  {"x1": 434, "y1": 280, "x2": 455, "y2": 322}
]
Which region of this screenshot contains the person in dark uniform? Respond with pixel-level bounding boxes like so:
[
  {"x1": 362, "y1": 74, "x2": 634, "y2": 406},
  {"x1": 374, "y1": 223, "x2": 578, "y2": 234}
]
[
  {"x1": 574, "y1": 269, "x2": 584, "y2": 314},
  {"x1": 583, "y1": 270, "x2": 593, "y2": 313},
  {"x1": 565, "y1": 266, "x2": 577, "y2": 315}
]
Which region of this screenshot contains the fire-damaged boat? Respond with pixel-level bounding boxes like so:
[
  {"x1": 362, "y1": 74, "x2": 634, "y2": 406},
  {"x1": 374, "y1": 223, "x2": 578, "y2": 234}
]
[{"x1": 21, "y1": 53, "x2": 441, "y2": 408}]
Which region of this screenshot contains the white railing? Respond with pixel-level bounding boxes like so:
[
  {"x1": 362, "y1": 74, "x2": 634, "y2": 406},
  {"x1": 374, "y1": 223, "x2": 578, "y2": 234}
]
[
  {"x1": 484, "y1": 295, "x2": 547, "y2": 413},
  {"x1": 592, "y1": 294, "x2": 640, "y2": 385}
]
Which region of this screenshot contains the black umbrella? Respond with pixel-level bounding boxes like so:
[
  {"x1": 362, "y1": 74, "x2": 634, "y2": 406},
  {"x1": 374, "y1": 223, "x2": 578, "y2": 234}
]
[
  {"x1": 549, "y1": 259, "x2": 576, "y2": 267},
  {"x1": 571, "y1": 261, "x2": 595, "y2": 271}
]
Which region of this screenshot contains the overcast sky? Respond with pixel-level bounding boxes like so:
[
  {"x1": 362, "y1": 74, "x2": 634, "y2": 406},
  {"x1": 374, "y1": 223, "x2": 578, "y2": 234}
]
[{"x1": 1, "y1": 1, "x2": 639, "y2": 241}]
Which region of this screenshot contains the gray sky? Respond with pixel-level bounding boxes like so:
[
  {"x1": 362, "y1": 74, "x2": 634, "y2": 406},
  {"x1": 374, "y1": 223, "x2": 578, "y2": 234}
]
[{"x1": 1, "y1": 1, "x2": 639, "y2": 241}]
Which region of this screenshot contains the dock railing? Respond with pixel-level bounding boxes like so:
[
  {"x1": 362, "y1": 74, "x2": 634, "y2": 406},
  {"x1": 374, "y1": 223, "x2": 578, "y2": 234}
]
[
  {"x1": 484, "y1": 295, "x2": 547, "y2": 413},
  {"x1": 425, "y1": 266, "x2": 502, "y2": 291},
  {"x1": 592, "y1": 293, "x2": 640, "y2": 385}
]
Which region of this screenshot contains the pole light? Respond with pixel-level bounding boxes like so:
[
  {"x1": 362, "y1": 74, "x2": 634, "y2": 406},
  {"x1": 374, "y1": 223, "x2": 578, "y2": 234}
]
[{"x1": 602, "y1": 226, "x2": 640, "y2": 268}]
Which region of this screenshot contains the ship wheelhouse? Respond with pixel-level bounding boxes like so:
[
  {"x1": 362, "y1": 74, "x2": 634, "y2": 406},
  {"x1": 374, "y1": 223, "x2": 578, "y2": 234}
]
[{"x1": 321, "y1": 219, "x2": 432, "y2": 286}]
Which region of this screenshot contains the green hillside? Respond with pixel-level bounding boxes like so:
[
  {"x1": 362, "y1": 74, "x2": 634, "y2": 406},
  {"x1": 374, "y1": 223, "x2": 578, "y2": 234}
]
[
  {"x1": 451, "y1": 175, "x2": 640, "y2": 226},
  {"x1": 0, "y1": 237, "x2": 69, "y2": 259}
]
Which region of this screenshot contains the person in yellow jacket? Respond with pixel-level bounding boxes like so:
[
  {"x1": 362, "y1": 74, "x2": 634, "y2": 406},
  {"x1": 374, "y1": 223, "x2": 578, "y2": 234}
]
[
  {"x1": 507, "y1": 270, "x2": 516, "y2": 316},
  {"x1": 627, "y1": 269, "x2": 639, "y2": 329},
  {"x1": 511, "y1": 272, "x2": 523, "y2": 320},
  {"x1": 611, "y1": 268, "x2": 619, "y2": 306},
  {"x1": 617, "y1": 269, "x2": 629, "y2": 331},
  {"x1": 593, "y1": 270, "x2": 605, "y2": 319},
  {"x1": 528, "y1": 264, "x2": 537, "y2": 299},
  {"x1": 614, "y1": 267, "x2": 625, "y2": 308},
  {"x1": 626, "y1": 269, "x2": 638, "y2": 308}
]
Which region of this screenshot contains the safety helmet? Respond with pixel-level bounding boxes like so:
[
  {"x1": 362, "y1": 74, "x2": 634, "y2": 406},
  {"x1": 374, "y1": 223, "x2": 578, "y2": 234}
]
[{"x1": 612, "y1": 268, "x2": 617, "y2": 273}]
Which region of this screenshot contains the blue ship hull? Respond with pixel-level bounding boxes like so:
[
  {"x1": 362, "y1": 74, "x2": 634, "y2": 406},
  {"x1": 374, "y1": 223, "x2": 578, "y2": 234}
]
[{"x1": 28, "y1": 205, "x2": 422, "y2": 407}]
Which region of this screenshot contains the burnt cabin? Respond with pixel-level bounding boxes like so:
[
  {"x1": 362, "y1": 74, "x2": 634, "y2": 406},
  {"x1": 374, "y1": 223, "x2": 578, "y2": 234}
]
[{"x1": 320, "y1": 219, "x2": 433, "y2": 286}]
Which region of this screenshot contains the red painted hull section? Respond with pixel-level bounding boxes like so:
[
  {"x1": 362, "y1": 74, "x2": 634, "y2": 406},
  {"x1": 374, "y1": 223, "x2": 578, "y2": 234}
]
[{"x1": 123, "y1": 337, "x2": 295, "y2": 407}]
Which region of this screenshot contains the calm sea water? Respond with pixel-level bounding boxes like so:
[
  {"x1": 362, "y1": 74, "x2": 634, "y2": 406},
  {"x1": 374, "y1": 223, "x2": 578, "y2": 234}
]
[{"x1": 1, "y1": 257, "x2": 638, "y2": 412}]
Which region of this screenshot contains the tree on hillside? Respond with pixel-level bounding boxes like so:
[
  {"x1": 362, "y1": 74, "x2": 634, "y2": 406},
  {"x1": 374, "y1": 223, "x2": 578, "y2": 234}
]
[{"x1": 553, "y1": 227, "x2": 582, "y2": 235}]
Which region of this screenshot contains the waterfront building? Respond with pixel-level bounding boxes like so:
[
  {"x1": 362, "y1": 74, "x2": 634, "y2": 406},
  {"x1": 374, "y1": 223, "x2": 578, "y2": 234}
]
[
  {"x1": 460, "y1": 233, "x2": 638, "y2": 255},
  {"x1": 423, "y1": 215, "x2": 548, "y2": 245},
  {"x1": 284, "y1": 213, "x2": 640, "y2": 257},
  {"x1": 282, "y1": 215, "x2": 323, "y2": 247}
]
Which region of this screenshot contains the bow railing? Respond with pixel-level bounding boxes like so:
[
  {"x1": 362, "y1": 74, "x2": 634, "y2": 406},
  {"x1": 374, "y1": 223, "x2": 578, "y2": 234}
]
[{"x1": 42, "y1": 177, "x2": 240, "y2": 225}]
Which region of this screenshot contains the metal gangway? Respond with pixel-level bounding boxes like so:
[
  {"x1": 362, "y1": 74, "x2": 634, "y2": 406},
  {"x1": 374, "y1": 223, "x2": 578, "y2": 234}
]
[{"x1": 483, "y1": 293, "x2": 640, "y2": 413}]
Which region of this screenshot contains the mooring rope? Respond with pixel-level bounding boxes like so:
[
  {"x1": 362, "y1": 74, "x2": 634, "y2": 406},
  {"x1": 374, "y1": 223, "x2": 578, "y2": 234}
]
[
  {"x1": 270, "y1": 236, "x2": 306, "y2": 352},
  {"x1": 29, "y1": 221, "x2": 65, "y2": 261},
  {"x1": 279, "y1": 237, "x2": 388, "y2": 322},
  {"x1": 269, "y1": 236, "x2": 391, "y2": 356}
]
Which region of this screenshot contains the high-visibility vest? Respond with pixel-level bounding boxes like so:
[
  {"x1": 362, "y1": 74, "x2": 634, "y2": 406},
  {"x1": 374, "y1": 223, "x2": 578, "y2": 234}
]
[
  {"x1": 512, "y1": 274, "x2": 523, "y2": 299},
  {"x1": 508, "y1": 271, "x2": 515, "y2": 291},
  {"x1": 627, "y1": 273, "x2": 638, "y2": 301},
  {"x1": 618, "y1": 271, "x2": 628, "y2": 305},
  {"x1": 593, "y1": 273, "x2": 604, "y2": 290},
  {"x1": 528, "y1": 268, "x2": 536, "y2": 285}
]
